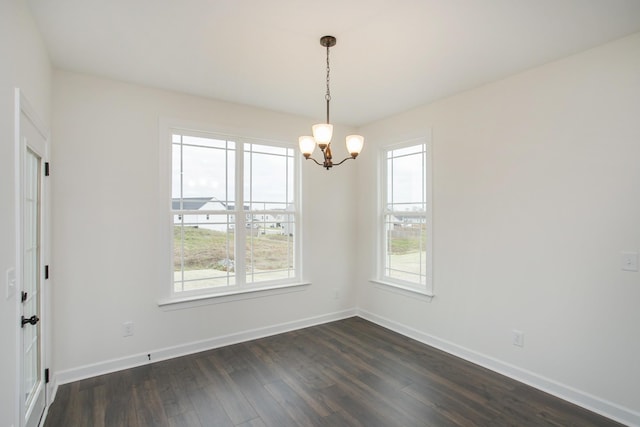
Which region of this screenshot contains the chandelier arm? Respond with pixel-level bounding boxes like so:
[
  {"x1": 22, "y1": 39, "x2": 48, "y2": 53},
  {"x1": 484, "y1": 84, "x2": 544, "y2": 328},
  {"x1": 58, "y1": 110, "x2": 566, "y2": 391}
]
[
  {"x1": 305, "y1": 157, "x2": 324, "y2": 167},
  {"x1": 331, "y1": 156, "x2": 356, "y2": 167}
]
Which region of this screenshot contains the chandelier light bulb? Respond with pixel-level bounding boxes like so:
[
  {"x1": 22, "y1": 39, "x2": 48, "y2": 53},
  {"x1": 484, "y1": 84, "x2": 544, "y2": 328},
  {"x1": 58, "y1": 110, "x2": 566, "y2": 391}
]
[
  {"x1": 298, "y1": 136, "x2": 316, "y2": 157},
  {"x1": 312, "y1": 123, "x2": 333, "y2": 145},
  {"x1": 346, "y1": 134, "x2": 364, "y2": 157}
]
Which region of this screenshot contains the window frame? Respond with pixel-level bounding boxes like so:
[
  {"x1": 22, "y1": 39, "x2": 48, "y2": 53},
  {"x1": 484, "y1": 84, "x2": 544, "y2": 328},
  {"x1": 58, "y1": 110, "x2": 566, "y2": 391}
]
[
  {"x1": 375, "y1": 137, "x2": 434, "y2": 297},
  {"x1": 158, "y1": 120, "x2": 305, "y2": 307}
]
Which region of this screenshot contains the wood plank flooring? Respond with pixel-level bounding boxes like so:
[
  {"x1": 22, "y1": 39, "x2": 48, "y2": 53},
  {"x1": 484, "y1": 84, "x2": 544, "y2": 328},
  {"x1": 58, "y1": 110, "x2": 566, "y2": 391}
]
[{"x1": 44, "y1": 317, "x2": 624, "y2": 426}]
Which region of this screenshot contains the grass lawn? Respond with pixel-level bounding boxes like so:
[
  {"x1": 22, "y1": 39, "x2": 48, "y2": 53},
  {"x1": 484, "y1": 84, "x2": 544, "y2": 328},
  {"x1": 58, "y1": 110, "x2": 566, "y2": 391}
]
[
  {"x1": 389, "y1": 227, "x2": 426, "y2": 254},
  {"x1": 174, "y1": 225, "x2": 425, "y2": 273},
  {"x1": 174, "y1": 226, "x2": 293, "y2": 271}
]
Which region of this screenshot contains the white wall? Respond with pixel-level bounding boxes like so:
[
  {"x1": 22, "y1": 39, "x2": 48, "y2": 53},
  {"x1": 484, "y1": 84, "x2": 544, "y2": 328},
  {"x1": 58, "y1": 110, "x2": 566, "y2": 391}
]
[
  {"x1": 356, "y1": 32, "x2": 640, "y2": 422},
  {"x1": 0, "y1": 2, "x2": 51, "y2": 426},
  {"x1": 50, "y1": 71, "x2": 358, "y2": 376}
]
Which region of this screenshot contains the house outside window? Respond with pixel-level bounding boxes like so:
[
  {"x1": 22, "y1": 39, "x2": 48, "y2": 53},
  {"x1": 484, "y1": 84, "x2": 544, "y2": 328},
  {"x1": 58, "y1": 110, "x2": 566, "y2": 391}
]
[
  {"x1": 380, "y1": 138, "x2": 433, "y2": 295},
  {"x1": 170, "y1": 129, "x2": 298, "y2": 297}
]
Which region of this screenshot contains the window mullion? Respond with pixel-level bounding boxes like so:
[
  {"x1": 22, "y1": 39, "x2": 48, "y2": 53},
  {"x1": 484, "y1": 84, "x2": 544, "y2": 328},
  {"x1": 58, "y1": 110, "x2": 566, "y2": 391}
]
[
  {"x1": 421, "y1": 147, "x2": 426, "y2": 282},
  {"x1": 178, "y1": 137, "x2": 185, "y2": 292},
  {"x1": 380, "y1": 154, "x2": 387, "y2": 281},
  {"x1": 248, "y1": 143, "x2": 254, "y2": 282},
  {"x1": 179, "y1": 213, "x2": 185, "y2": 292},
  {"x1": 225, "y1": 141, "x2": 231, "y2": 286},
  {"x1": 235, "y1": 140, "x2": 246, "y2": 285}
]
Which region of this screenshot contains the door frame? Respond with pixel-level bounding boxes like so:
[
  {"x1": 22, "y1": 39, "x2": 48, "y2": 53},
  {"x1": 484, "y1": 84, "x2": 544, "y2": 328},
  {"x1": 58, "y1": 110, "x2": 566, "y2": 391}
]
[{"x1": 15, "y1": 89, "x2": 50, "y2": 427}]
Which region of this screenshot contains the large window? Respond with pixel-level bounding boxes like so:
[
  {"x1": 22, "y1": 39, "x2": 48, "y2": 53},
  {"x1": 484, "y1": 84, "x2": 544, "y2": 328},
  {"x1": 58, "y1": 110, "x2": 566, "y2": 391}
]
[
  {"x1": 171, "y1": 129, "x2": 298, "y2": 296},
  {"x1": 380, "y1": 139, "x2": 433, "y2": 294}
]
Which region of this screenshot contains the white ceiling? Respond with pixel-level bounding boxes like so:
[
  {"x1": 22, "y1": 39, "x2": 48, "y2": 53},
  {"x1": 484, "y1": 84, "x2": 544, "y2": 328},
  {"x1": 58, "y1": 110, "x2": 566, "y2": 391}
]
[{"x1": 27, "y1": 0, "x2": 640, "y2": 127}]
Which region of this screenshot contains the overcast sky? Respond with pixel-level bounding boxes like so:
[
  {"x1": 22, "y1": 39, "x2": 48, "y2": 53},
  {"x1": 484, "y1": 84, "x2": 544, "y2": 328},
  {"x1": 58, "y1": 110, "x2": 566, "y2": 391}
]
[{"x1": 173, "y1": 136, "x2": 294, "y2": 208}]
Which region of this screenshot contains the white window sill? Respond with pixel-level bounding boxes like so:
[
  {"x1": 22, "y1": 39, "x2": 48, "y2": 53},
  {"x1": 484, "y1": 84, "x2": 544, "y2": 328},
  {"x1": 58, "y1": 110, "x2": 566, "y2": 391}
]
[
  {"x1": 158, "y1": 281, "x2": 311, "y2": 311},
  {"x1": 370, "y1": 279, "x2": 434, "y2": 301}
]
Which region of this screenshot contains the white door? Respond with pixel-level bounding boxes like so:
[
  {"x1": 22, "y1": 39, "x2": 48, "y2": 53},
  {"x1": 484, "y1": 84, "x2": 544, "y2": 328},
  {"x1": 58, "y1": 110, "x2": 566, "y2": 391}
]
[{"x1": 17, "y1": 90, "x2": 48, "y2": 427}]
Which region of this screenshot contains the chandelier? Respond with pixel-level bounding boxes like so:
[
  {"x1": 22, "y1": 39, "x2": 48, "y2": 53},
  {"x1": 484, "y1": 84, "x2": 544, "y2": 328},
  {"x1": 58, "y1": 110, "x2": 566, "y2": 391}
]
[{"x1": 299, "y1": 36, "x2": 364, "y2": 170}]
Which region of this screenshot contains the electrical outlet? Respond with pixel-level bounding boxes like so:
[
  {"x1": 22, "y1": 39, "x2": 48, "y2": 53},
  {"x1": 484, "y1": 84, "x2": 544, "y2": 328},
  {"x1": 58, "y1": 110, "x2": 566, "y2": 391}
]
[
  {"x1": 122, "y1": 321, "x2": 134, "y2": 337},
  {"x1": 621, "y1": 251, "x2": 638, "y2": 272},
  {"x1": 512, "y1": 329, "x2": 524, "y2": 347}
]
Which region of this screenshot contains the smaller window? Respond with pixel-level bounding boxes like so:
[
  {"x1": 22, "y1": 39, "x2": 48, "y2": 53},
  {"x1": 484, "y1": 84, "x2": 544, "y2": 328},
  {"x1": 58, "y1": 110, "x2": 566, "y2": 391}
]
[{"x1": 379, "y1": 139, "x2": 433, "y2": 295}]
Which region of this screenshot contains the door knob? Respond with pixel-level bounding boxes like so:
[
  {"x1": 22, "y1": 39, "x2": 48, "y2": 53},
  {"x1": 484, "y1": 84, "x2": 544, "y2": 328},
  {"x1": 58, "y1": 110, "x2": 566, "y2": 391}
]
[{"x1": 21, "y1": 315, "x2": 40, "y2": 328}]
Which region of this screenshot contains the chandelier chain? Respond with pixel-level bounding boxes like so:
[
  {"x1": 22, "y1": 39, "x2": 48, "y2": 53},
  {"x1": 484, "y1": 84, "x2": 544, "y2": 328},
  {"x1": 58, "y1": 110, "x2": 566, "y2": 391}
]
[
  {"x1": 325, "y1": 43, "x2": 331, "y2": 124},
  {"x1": 325, "y1": 43, "x2": 331, "y2": 102}
]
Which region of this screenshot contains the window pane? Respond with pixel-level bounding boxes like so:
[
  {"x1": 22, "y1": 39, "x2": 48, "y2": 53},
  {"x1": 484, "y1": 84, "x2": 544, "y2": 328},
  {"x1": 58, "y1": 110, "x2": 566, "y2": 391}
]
[
  {"x1": 385, "y1": 215, "x2": 426, "y2": 284},
  {"x1": 388, "y1": 149, "x2": 425, "y2": 208},
  {"x1": 389, "y1": 144, "x2": 422, "y2": 157},
  {"x1": 245, "y1": 144, "x2": 293, "y2": 210},
  {"x1": 182, "y1": 144, "x2": 234, "y2": 202},
  {"x1": 172, "y1": 143, "x2": 182, "y2": 200},
  {"x1": 287, "y1": 155, "x2": 294, "y2": 204},
  {"x1": 182, "y1": 135, "x2": 231, "y2": 149},
  {"x1": 250, "y1": 143, "x2": 286, "y2": 155},
  {"x1": 246, "y1": 214, "x2": 295, "y2": 284},
  {"x1": 243, "y1": 142, "x2": 295, "y2": 284},
  {"x1": 173, "y1": 214, "x2": 235, "y2": 292}
]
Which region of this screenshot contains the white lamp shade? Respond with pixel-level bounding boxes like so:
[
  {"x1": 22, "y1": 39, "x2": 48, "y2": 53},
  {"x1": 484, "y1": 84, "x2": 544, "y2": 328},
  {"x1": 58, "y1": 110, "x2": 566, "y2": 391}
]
[
  {"x1": 312, "y1": 123, "x2": 333, "y2": 145},
  {"x1": 298, "y1": 135, "x2": 316, "y2": 155},
  {"x1": 346, "y1": 134, "x2": 364, "y2": 155}
]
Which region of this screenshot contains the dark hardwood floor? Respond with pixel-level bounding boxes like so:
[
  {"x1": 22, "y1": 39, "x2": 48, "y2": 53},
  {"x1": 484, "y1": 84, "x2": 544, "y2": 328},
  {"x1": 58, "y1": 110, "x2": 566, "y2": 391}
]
[{"x1": 44, "y1": 317, "x2": 623, "y2": 426}]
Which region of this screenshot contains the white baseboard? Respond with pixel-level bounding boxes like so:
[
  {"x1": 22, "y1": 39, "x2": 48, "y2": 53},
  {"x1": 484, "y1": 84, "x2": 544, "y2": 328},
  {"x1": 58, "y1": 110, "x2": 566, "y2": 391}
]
[
  {"x1": 52, "y1": 308, "x2": 357, "y2": 387},
  {"x1": 46, "y1": 376, "x2": 58, "y2": 403},
  {"x1": 356, "y1": 309, "x2": 640, "y2": 427}
]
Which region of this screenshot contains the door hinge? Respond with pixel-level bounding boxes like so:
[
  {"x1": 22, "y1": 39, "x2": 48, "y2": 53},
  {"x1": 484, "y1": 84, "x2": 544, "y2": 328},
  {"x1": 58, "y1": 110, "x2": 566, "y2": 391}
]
[
  {"x1": 45, "y1": 265, "x2": 49, "y2": 280},
  {"x1": 44, "y1": 162, "x2": 50, "y2": 176},
  {"x1": 21, "y1": 291, "x2": 28, "y2": 302},
  {"x1": 45, "y1": 368, "x2": 50, "y2": 384}
]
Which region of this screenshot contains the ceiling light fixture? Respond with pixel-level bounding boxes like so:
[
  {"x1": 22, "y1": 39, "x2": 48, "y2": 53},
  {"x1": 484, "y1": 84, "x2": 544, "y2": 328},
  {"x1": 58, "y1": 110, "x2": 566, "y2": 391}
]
[{"x1": 299, "y1": 36, "x2": 364, "y2": 170}]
